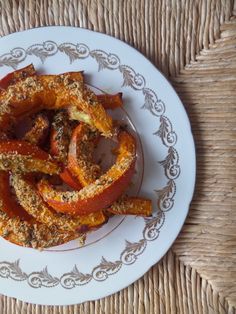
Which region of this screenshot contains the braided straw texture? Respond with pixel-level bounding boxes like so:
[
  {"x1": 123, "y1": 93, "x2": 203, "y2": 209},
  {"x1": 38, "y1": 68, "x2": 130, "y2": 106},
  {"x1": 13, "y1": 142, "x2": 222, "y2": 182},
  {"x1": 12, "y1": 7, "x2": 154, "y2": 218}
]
[{"x1": 0, "y1": 0, "x2": 236, "y2": 313}]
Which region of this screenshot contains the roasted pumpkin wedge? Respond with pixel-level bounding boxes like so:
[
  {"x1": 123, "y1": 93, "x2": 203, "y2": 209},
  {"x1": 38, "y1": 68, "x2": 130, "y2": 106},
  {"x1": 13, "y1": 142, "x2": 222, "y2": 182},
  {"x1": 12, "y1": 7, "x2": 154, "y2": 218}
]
[
  {"x1": 0, "y1": 172, "x2": 77, "y2": 248},
  {"x1": 107, "y1": 197, "x2": 152, "y2": 217},
  {"x1": 0, "y1": 171, "x2": 32, "y2": 221},
  {"x1": 0, "y1": 65, "x2": 38, "y2": 142},
  {"x1": 23, "y1": 113, "x2": 49, "y2": 146},
  {"x1": 97, "y1": 93, "x2": 123, "y2": 110},
  {"x1": 50, "y1": 111, "x2": 72, "y2": 162},
  {"x1": 0, "y1": 64, "x2": 36, "y2": 90},
  {"x1": 0, "y1": 140, "x2": 60, "y2": 175},
  {"x1": 0, "y1": 72, "x2": 113, "y2": 137},
  {"x1": 12, "y1": 174, "x2": 106, "y2": 232},
  {"x1": 50, "y1": 111, "x2": 82, "y2": 190},
  {"x1": 0, "y1": 210, "x2": 77, "y2": 249},
  {"x1": 68, "y1": 123, "x2": 101, "y2": 187},
  {"x1": 38, "y1": 130, "x2": 136, "y2": 215},
  {"x1": 67, "y1": 93, "x2": 122, "y2": 127}
]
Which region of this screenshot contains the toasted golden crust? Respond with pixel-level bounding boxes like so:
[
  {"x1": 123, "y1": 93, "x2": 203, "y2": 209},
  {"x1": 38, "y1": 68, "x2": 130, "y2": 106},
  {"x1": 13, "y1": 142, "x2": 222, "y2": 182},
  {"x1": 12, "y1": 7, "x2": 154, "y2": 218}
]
[
  {"x1": 0, "y1": 140, "x2": 60, "y2": 175},
  {"x1": 0, "y1": 64, "x2": 36, "y2": 90},
  {"x1": 0, "y1": 210, "x2": 77, "y2": 249},
  {"x1": 107, "y1": 197, "x2": 152, "y2": 217},
  {"x1": 50, "y1": 111, "x2": 73, "y2": 163}
]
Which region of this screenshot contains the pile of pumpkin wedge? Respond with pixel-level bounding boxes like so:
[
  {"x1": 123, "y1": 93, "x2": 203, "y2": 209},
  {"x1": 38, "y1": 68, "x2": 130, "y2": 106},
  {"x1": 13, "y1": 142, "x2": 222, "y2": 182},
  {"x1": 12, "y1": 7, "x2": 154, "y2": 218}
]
[{"x1": 0, "y1": 64, "x2": 152, "y2": 249}]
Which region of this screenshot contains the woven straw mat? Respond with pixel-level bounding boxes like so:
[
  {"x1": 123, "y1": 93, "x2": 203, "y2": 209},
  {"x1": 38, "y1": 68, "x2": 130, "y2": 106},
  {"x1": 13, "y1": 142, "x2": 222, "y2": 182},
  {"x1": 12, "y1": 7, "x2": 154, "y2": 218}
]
[{"x1": 0, "y1": 1, "x2": 235, "y2": 313}]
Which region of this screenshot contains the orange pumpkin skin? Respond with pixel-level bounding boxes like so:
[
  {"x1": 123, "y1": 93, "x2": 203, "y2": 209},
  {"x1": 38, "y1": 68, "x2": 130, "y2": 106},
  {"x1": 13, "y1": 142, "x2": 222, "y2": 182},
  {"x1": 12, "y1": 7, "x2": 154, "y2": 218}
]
[
  {"x1": 59, "y1": 168, "x2": 82, "y2": 191},
  {"x1": 97, "y1": 93, "x2": 123, "y2": 110}
]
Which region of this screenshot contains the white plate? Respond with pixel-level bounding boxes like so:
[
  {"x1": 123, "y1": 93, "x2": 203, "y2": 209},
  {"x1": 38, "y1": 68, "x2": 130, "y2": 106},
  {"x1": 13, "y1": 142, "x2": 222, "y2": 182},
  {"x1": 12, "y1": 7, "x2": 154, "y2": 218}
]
[{"x1": 0, "y1": 27, "x2": 195, "y2": 305}]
